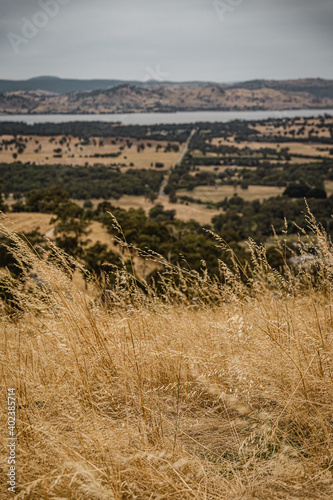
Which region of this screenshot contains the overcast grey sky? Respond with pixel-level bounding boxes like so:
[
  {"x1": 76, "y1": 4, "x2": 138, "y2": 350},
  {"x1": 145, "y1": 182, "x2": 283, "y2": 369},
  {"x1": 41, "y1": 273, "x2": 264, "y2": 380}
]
[{"x1": 0, "y1": 0, "x2": 332, "y2": 82}]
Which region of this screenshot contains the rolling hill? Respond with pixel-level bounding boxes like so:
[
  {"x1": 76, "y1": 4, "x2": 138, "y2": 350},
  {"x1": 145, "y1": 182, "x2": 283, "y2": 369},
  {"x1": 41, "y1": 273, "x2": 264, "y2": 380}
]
[{"x1": 0, "y1": 78, "x2": 332, "y2": 114}]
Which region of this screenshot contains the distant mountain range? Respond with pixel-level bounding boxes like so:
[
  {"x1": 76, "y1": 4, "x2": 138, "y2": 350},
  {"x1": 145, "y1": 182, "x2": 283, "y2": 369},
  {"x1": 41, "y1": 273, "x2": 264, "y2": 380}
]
[
  {"x1": 0, "y1": 76, "x2": 163, "y2": 94},
  {"x1": 0, "y1": 77, "x2": 332, "y2": 114}
]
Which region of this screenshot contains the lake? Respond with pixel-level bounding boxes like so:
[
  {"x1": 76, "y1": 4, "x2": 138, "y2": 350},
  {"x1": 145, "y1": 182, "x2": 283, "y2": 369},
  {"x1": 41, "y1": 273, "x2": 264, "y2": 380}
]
[{"x1": 0, "y1": 109, "x2": 332, "y2": 125}]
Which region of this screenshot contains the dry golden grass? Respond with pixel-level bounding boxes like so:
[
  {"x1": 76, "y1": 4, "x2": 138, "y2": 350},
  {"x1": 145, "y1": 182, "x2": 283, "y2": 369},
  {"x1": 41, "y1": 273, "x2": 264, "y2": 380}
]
[
  {"x1": 0, "y1": 212, "x2": 333, "y2": 498},
  {"x1": 0, "y1": 213, "x2": 114, "y2": 247},
  {"x1": 62, "y1": 198, "x2": 218, "y2": 250},
  {"x1": 251, "y1": 117, "x2": 333, "y2": 140},
  {"x1": 178, "y1": 185, "x2": 285, "y2": 203},
  {"x1": 112, "y1": 195, "x2": 220, "y2": 225},
  {"x1": 2, "y1": 200, "x2": 218, "y2": 236},
  {"x1": 0, "y1": 212, "x2": 54, "y2": 235},
  {"x1": 86, "y1": 220, "x2": 158, "y2": 280},
  {"x1": 0, "y1": 205, "x2": 219, "y2": 294},
  {"x1": 0, "y1": 136, "x2": 182, "y2": 168},
  {"x1": 76, "y1": 195, "x2": 219, "y2": 226},
  {"x1": 0, "y1": 215, "x2": 159, "y2": 286},
  {"x1": 210, "y1": 137, "x2": 332, "y2": 158}
]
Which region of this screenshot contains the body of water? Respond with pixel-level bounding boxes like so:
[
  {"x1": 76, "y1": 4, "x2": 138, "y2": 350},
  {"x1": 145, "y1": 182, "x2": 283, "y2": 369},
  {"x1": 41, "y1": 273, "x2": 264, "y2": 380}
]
[{"x1": 0, "y1": 109, "x2": 332, "y2": 125}]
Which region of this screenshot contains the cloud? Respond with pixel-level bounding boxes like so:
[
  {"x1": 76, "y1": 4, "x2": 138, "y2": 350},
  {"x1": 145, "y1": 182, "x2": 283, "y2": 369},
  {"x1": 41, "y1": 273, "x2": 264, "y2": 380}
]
[{"x1": 0, "y1": 0, "x2": 332, "y2": 81}]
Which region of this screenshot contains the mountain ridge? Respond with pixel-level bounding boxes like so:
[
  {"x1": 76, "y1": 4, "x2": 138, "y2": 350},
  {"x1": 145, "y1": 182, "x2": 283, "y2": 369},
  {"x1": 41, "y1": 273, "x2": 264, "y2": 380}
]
[
  {"x1": 0, "y1": 78, "x2": 333, "y2": 114},
  {"x1": 0, "y1": 76, "x2": 215, "y2": 95}
]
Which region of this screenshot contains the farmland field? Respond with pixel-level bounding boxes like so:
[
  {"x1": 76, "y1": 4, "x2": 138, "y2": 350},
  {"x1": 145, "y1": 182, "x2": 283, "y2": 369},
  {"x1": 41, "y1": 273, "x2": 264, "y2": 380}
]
[
  {"x1": 0, "y1": 135, "x2": 182, "y2": 169},
  {"x1": 0, "y1": 115, "x2": 332, "y2": 232},
  {"x1": 251, "y1": 117, "x2": 333, "y2": 139},
  {"x1": 1, "y1": 197, "x2": 220, "y2": 239},
  {"x1": 210, "y1": 137, "x2": 332, "y2": 159},
  {"x1": 177, "y1": 185, "x2": 285, "y2": 202},
  {"x1": 1, "y1": 212, "x2": 54, "y2": 234},
  {"x1": 0, "y1": 213, "x2": 159, "y2": 283},
  {"x1": 105, "y1": 195, "x2": 220, "y2": 225}
]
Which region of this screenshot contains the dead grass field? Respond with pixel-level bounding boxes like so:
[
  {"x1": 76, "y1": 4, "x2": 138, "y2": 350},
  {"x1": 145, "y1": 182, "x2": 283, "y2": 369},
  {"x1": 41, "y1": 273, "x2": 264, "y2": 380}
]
[
  {"x1": 0, "y1": 200, "x2": 218, "y2": 282},
  {"x1": 251, "y1": 117, "x2": 333, "y2": 139},
  {"x1": 85, "y1": 220, "x2": 158, "y2": 278},
  {"x1": 178, "y1": 185, "x2": 285, "y2": 203},
  {"x1": 115, "y1": 195, "x2": 220, "y2": 224},
  {"x1": 0, "y1": 213, "x2": 119, "y2": 250},
  {"x1": 75, "y1": 195, "x2": 220, "y2": 225},
  {"x1": 210, "y1": 137, "x2": 332, "y2": 158},
  {"x1": 0, "y1": 212, "x2": 53, "y2": 235},
  {"x1": 0, "y1": 213, "x2": 110, "y2": 244},
  {"x1": 0, "y1": 213, "x2": 159, "y2": 284},
  {"x1": 1, "y1": 219, "x2": 333, "y2": 499},
  {"x1": 1, "y1": 193, "x2": 220, "y2": 242},
  {"x1": 0, "y1": 135, "x2": 182, "y2": 169}
]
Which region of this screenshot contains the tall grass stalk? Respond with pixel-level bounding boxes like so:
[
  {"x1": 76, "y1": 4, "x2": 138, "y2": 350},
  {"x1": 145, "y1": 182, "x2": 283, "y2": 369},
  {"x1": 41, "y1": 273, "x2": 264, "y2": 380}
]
[{"x1": 0, "y1": 214, "x2": 333, "y2": 498}]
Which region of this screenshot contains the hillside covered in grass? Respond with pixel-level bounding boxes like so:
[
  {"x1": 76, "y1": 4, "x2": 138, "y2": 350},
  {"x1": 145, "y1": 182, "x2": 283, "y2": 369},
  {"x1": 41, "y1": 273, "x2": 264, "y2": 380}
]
[
  {"x1": 0, "y1": 211, "x2": 333, "y2": 499},
  {"x1": 1, "y1": 78, "x2": 333, "y2": 114}
]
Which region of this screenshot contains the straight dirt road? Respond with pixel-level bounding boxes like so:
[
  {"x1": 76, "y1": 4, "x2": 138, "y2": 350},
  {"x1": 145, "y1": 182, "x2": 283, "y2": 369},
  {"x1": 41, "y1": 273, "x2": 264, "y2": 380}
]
[{"x1": 159, "y1": 128, "x2": 196, "y2": 198}]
